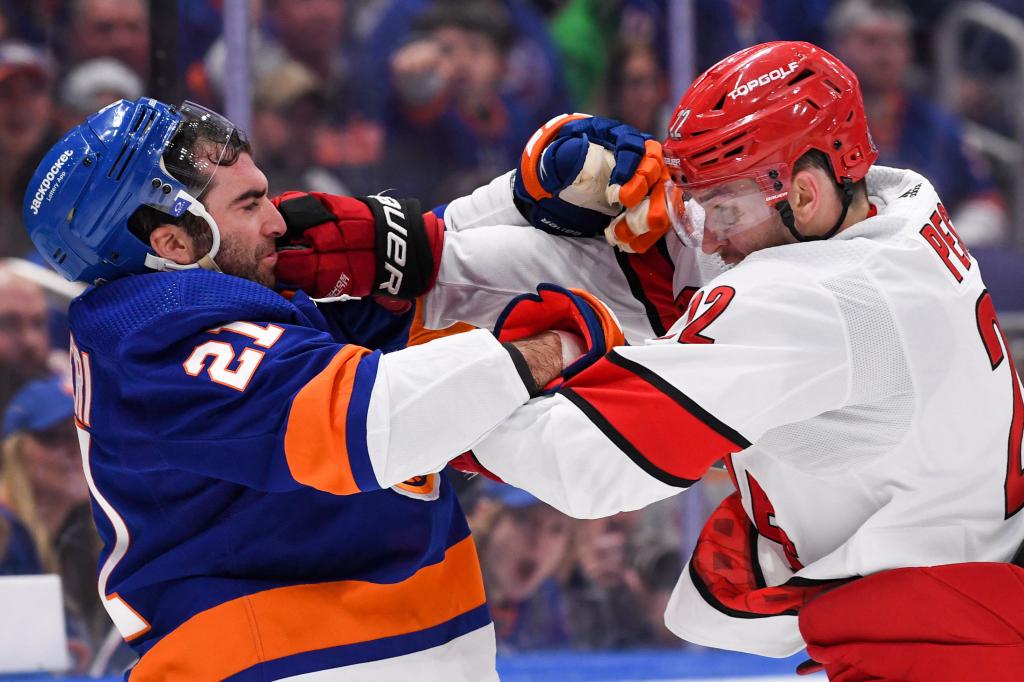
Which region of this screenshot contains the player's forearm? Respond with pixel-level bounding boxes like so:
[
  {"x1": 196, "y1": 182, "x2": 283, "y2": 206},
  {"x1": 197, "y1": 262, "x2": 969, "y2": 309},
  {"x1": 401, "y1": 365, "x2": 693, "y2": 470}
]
[
  {"x1": 363, "y1": 329, "x2": 560, "y2": 487},
  {"x1": 442, "y1": 170, "x2": 528, "y2": 231},
  {"x1": 423, "y1": 224, "x2": 654, "y2": 339},
  {"x1": 471, "y1": 395, "x2": 682, "y2": 518}
]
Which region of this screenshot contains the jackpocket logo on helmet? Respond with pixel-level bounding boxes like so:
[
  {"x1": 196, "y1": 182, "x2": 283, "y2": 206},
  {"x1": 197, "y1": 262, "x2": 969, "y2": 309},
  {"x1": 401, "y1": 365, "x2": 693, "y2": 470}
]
[{"x1": 29, "y1": 148, "x2": 74, "y2": 216}]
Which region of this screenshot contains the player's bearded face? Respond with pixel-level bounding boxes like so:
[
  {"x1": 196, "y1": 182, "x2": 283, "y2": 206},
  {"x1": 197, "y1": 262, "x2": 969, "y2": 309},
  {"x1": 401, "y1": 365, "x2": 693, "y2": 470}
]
[{"x1": 200, "y1": 153, "x2": 285, "y2": 287}]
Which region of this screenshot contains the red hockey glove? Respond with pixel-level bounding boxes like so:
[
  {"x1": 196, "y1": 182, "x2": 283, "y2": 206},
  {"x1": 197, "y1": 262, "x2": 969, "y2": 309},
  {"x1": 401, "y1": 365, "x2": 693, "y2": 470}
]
[
  {"x1": 448, "y1": 451, "x2": 504, "y2": 483},
  {"x1": 274, "y1": 191, "x2": 443, "y2": 300},
  {"x1": 493, "y1": 284, "x2": 625, "y2": 393},
  {"x1": 798, "y1": 562, "x2": 1024, "y2": 681}
]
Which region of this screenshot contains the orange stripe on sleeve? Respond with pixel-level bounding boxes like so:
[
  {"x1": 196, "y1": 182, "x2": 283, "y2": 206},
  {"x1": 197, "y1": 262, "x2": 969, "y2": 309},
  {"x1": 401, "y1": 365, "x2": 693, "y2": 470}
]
[
  {"x1": 407, "y1": 298, "x2": 476, "y2": 347},
  {"x1": 128, "y1": 536, "x2": 486, "y2": 681},
  {"x1": 284, "y1": 344, "x2": 371, "y2": 494}
]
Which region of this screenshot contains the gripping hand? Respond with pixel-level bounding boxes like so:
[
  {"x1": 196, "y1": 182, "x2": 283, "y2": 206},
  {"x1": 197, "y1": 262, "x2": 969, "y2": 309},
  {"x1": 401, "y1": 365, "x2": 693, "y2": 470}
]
[
  {"x1": 493, "y1": 284, "x2": 625, "y2": 393},
  {"x1": 513, "y1": 114, "x2": 670, "y2": 252},
  {"x1": 274, "y1": 191, "x2": 443, "y2": 300}
]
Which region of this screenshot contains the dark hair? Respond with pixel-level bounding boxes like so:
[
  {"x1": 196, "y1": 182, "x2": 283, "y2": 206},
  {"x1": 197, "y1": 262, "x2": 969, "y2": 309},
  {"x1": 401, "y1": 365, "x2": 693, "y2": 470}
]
[
  {"x1": 793, "y1": 148, "x2": 867, "y2": 200},
  {"x1": 127, "y1": 125, "x2": 251, "y2": 253},
  {"x1": 414, "y1": 0, "x2": 515, "y2": 53}
]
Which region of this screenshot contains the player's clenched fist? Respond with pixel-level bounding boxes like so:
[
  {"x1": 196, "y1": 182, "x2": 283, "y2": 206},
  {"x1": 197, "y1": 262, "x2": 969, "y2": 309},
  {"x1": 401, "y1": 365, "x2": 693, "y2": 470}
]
[
  {"x1": 514, "y1": 114, "x2": 672, "y2": 253},
  {"x1": 273, "y1": 191, "x2": 443, "y2": 301},
  {"x1": 493, "y1": 283, "x2": 626, "y2": 394}
]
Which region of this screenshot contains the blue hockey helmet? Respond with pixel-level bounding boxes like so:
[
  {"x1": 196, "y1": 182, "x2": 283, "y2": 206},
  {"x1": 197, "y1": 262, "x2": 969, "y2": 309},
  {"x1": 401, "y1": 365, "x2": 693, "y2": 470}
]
[{"x1": 23, "y1": 98, "x2": 238, "y2": 284}]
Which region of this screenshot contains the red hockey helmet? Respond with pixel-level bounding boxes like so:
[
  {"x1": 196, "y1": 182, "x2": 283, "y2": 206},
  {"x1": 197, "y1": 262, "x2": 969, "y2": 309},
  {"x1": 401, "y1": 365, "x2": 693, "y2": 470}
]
[{"x1": 663, "y1": 41, "x2": 878, "y2": 245}]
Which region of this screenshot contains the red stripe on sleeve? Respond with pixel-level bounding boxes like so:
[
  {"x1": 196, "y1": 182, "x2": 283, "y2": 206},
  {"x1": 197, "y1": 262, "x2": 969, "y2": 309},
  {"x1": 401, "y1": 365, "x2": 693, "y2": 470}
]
[
  {"x1": 562, "y1": 352, "x2": 750, "y2": 486},
  {"x1": 617, "y1": 242, "x2": 681, "y2": 336}
]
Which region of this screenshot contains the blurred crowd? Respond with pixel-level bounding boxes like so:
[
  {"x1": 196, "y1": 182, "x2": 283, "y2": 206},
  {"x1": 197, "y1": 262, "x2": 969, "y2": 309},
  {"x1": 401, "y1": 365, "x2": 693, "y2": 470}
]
[{"x1": 1, "y1": 0, "x2": 1023, "y2": 674}]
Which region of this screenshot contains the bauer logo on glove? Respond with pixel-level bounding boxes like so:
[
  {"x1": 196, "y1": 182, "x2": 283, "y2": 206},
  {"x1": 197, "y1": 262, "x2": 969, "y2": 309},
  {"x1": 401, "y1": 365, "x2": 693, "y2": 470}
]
[{"x1": 273, "y1": 191, "x2": 444, "y2": 302}]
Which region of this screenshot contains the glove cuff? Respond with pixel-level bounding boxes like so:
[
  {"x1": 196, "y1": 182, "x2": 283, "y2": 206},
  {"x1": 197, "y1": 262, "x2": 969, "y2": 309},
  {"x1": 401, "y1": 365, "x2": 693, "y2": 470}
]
[{"x1": 359, "y1": 195, "x2": 438, "y2": 299}]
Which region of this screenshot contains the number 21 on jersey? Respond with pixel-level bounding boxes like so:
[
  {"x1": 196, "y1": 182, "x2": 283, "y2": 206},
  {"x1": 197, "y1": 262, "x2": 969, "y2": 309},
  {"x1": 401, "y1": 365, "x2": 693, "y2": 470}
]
[{"x1": 183, "y1": 321, "x2": 284, "y2": 391}]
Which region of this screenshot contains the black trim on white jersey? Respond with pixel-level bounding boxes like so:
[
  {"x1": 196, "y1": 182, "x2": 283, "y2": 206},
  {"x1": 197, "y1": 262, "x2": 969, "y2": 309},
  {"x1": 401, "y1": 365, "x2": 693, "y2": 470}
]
[
  {"x1": 560, "y1": 386, "x2": 697, "y2": 488},
  {"x1": 613, "y1": 240, "x2": 674, "y2": 337},
  {"x1": 606, "y1": 352, "x2": 752, "y2": 450}
]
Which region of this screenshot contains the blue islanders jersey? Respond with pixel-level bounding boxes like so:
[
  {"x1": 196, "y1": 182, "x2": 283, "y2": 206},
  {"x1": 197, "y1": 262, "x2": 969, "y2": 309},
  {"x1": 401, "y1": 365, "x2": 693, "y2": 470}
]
[{"x1": 67, "y1": 269, "x2": 528, "y2": 681}]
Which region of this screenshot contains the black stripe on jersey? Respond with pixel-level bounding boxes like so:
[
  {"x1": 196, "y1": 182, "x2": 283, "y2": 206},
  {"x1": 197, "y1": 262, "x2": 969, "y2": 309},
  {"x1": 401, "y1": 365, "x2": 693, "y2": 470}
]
[
  {"x1": 784, "y1": 576, "x2": 861, "y2": 588},
  {"x1": 750, "y1": 525, "x2": 767, "y2": 590},
  {"x1": 606, "y1": 352, "x2": 752, "y2": 450},
  {"x1": 614, "y1": 241, "x2": 672, "y2": 337},
  {"x1": 560, "y1": 387, "x2": 697, "y2": 488},
  {"x1": 688, "y1": 554, "x2": 798, "y2": 619}
]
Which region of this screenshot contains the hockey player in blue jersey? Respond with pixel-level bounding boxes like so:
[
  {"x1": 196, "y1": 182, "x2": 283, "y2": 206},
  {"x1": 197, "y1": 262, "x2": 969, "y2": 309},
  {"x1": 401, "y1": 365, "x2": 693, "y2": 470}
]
[{"x1": 22, "y1": 98, "x2": 628, "y2": 680}]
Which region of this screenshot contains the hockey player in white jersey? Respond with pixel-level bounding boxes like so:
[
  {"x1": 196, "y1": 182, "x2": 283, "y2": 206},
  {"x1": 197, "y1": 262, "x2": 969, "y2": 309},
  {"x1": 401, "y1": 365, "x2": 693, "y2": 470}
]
[{"x1": 423, "y1": 41, "x2": 1024, "y2": 678}]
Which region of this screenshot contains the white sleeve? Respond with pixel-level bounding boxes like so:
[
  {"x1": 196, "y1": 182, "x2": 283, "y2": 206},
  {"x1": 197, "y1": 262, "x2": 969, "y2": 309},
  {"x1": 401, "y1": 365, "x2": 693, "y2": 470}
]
[
  {"x1": 442, "y1": 170, "x2": 529, "y2": 231},
  {"x1": 365, "y1": 329, "x2": 530, "y2": 487},
  {"x1": 424, "y1": 224, "x2": 672, "y2": 342},
  {"x1": 472, "y1": 393, "x2": 683, "y2": 518},
  {"x1": 473, "y1": 266, "x2": 851, "y2": 513}
]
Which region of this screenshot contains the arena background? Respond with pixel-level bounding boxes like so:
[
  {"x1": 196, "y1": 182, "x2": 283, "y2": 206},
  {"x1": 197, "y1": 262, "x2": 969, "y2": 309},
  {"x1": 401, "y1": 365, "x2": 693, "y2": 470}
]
[{"x1": 0, "y1": 0, "x2": 1022, "y2": 679}]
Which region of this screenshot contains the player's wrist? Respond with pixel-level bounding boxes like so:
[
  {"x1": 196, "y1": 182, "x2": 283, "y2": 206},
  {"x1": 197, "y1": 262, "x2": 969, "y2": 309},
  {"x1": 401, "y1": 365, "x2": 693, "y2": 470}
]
[{"x1": 506, "y1": 332, "x2": 563, "y2": 396}]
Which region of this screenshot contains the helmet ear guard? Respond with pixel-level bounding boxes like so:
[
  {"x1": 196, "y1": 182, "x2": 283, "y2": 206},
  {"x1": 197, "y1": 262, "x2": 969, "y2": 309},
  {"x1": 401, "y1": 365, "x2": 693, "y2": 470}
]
[{"x1": 141, "y1": 189, "x2": 222, "y2": 273}]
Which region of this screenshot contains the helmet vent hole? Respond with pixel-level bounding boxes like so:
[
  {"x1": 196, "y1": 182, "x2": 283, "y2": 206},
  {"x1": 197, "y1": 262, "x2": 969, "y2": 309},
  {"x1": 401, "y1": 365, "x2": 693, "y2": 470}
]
[
  {"x1": 806, "y1": 99, "x2": 821, "y2": 110},
  {"x1": 823, "y1": 79, "x2": 842, "y2": 94},
  {"x1": 712, "y1": 93, "x2": 727, "y2": 111},
  {"x1": 110, "y1": 109, "x2": 156, "y2": 180},
  {"x1": 721, "y1": 132, "x2": 746, "y2": 146},
  {"x1": 692, "y1": 146, "x2": 718, "y2": 159},
  {"x1": 846, "y1": 110, "x2": 854, "y2": 122},
  {"x1": 723, "y1": 146, "x2": 744, "y2": 158},
  {"x1": 787, "y1": 69, "x2": 815, "y2": 86},
  {"x1": 128, "y1": 105, "x2": 154, "y2": 134}
]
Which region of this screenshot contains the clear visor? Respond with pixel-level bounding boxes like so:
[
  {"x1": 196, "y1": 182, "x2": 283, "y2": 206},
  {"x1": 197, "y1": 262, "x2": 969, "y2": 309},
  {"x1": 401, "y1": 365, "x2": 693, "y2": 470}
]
[
  {"x1": 667, "y1": 166, "x2": 790, "y2": 248},
  {"x1": 160, "y1": 101, "x2": 237, "y2": 198}
]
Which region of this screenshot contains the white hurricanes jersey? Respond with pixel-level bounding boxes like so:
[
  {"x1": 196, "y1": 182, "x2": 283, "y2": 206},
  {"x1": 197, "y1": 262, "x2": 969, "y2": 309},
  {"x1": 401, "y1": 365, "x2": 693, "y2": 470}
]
[
  {"x1": 426, "y1": 171, "x2": 728, "y2": 342},
  {"x1": 459, "y1": 166, "x2": 1024, "y2": 657}
]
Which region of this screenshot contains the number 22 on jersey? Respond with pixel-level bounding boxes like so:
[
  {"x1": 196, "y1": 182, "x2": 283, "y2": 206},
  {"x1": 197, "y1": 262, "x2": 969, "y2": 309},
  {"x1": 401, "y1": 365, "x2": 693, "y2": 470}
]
[{"x1": 976, "y1": 291, "x2": 1024, "y2": 518}]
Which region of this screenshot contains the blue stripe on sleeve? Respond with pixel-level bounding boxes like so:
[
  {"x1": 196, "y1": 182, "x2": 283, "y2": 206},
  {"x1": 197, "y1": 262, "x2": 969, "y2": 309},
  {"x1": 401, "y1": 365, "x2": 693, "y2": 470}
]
[{"x1": 345, "y1": 350, "x2": 382, "y2": 491}]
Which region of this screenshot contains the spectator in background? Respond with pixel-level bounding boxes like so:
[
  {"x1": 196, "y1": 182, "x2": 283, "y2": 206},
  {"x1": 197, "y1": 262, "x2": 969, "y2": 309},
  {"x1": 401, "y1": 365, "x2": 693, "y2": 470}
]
[
  {"x1": 565, "y1": 516, "x2": 653, "y2": 649},
  {"x1": 66, "y1": 0, "x2": 149, "y2": 79},
  {"x1": 599, "y1": 42, "x2": 668, "y2": 135},
  {"x1": 250, "y1": 60, "x2": 351, "y2": 196},
  {"x1": 58, "y1": 57, "x2": 143, "y2": 126},
  {"x1": 1, "y1": 376, "x2": 102, "y2": 673},
  {"x1": 696, "y1": 0, "x2": 832, "y2": 70},
  {"x1": 0, "y1": 489, "x2": 41, "y2": 575},
  {"x1": 0, "y1": 42, "x2": 59, "y2": 258},
  {"x1": 0, "y1": 267, "x2": 53, "y2": 414},
  {"x1": 0, "y1": 377, "x2": 87, "y2": 574},
  {"x1": 182, "y1": 0, "x2": 384, "y2": 194},
  {"x1": 387, "y1": 0, "x2": 536, "y2": 204},
  {"x1": 828, "y1": 0, "x2": 1009, "y2": 246},
  {"x1": 358, "y1": 0, "x2": 570, "y2": 133},
  {"x1": 468, "y1": 481, "x2": 573, "y2": 652}
]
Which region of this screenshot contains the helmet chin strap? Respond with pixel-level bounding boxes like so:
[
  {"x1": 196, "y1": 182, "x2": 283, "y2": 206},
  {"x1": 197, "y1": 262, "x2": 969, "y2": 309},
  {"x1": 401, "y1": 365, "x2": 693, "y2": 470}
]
[
  {"x1": 143, "y1": 190, "x2": 223, "y2": 273},
  {"x1": 776, "y1": 178, "x2": 855, "y2": 243}
]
